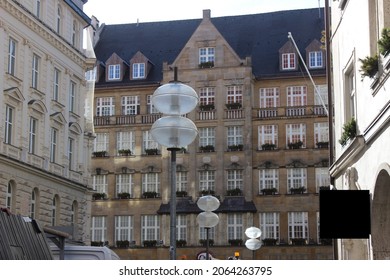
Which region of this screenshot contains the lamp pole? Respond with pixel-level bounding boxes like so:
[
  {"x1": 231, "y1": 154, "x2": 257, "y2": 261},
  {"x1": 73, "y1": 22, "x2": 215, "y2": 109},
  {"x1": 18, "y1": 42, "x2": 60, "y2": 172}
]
[
  {"x1": 245, "y1": 227, "x2": 262, "y2": 260},
  {"x1": 151, "y1": 67, "x2": 198, "y2": 260}
]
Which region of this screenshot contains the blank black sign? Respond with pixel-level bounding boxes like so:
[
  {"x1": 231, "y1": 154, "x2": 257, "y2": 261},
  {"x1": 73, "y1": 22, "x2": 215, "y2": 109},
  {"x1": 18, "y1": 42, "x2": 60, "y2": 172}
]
[{"x1": 319, "y1": 190, "x2": 371, "y2": 239}]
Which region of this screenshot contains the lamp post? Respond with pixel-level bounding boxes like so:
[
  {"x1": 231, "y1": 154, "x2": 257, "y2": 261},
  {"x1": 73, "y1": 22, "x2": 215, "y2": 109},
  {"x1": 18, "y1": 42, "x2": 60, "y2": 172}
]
[
  {"x1": 245, "y1": 226, "x2": 262, "y2": 260},
  {"x1": 196, "y1": 195, "x2": 220, "y2": 260},
  {"x1": 151, "y1": 67, "x2": 198, "y2": 260}
]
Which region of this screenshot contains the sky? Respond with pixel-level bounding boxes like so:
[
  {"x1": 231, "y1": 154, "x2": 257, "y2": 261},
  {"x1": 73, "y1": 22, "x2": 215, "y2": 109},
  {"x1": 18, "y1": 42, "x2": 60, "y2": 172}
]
[{"x1": 84, "y1": 0, "x2": 325, "y2": 25}]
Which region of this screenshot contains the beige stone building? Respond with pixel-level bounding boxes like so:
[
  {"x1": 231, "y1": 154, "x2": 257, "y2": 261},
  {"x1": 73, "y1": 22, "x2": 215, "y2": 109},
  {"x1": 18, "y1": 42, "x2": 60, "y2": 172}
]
[
  {"x1": 90, "y1": 8, "x2": 333, "y2": 260},
  {"x1": 330, "y1": 0, "x2": 390, "y2": 259},
  {"x1": 0, "y1": 0, "x2": 95, "y2": 243}
]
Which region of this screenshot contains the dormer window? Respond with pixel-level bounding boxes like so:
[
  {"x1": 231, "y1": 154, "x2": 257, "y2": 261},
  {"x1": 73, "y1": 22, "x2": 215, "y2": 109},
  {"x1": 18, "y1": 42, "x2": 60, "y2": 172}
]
[
  {"x1": 132, "y1": 63, "x2": 145, "y2": 79},
  {"x1": 108, "y1": 64, "x2": 120, "y2": 80},
  {"x1": 199, "y1": 47, "x2": 215, "y2": 64},
  {"x1": 309, "y1": 51, "x2": 323, "y2": 68},
  {"x1": 282, "y1": 53, "x2": 296, "y2": 70}
]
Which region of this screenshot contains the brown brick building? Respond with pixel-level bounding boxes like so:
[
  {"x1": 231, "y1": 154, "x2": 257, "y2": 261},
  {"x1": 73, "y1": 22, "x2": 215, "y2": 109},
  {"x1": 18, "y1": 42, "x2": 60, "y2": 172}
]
[{"x1": 89, "y1": 8, "x2": 333, "y2": 260}]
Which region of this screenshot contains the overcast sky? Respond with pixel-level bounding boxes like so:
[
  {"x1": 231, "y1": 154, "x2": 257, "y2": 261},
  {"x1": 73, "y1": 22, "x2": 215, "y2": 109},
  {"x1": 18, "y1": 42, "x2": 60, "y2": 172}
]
[{"x1": 84, "y1": 0, "x2": 325, "y2": 25}]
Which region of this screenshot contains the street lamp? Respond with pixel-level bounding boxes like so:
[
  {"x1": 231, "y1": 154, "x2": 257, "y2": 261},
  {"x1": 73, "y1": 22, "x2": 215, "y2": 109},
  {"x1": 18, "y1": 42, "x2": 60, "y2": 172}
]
[
  {"x1": 197, "y1": 195, "x2": 220, "y2": 260},
  {"x1": 151, "y1": 67, "x2": 198, "y2": 260},
  {"x1": 245, "y1": 226, "x2": 262, "y2": 260}
]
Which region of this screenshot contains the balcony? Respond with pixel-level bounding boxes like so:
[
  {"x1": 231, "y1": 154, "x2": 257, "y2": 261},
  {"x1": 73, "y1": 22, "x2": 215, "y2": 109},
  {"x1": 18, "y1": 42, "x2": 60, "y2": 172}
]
[
  {"x1": 255, "y1": 105, "x2": 328, "y2": 120},
  {"x1": 94, "y1": 113, "x2": 162, "y2": 126}
]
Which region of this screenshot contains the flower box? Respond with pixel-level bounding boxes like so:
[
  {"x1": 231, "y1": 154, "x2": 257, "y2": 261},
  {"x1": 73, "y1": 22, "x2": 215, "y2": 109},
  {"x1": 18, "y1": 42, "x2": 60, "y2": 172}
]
[
  {"x1": 288, "y1": 141, "x2": 303, "y2": 149},
  {"x1": 261, "y1": 143, "x2": 276, "y2": 150},
  {"x1": 226, "y1": 102, "x2": 242, "y2": 110},
  {"x1": 198, "y1": 61, "x2": 214, "y2": 68},
  {"x1": 92, "y1": 193, "x2": 106, "y2": 200},
  {"x1": 290, "y1": 187, "x2": 306, "y2": 194},
  {"x1": 143, "y1": 240, "x2": 157, "y2": 247},
  {"x1": 145, "y1": 148, "x2": 158, "y2": 155},
  {"x1": 262, "y1": 238, "x2": 278, "y2": 246},
  {"x1": 199, "y1": 104, "x2": 215, "y2": 111},
  {"x1": 199, "y1": 145, "x2": 215, "y2": 153},
  {"x1": 117, "y1": 192, "x2": 131, "y2": 199},
  {"x1": 93, "y1": 151, "x2": 107, "y2": 157},
  {"x1": 116, "y1": 240, "x2": 130, "y2": 248},
  {"x1": 316, "y1": 141, "x2": 329, "y2": 149},
  {"x1": 176, "y1": 240, "x2": 187, "y2": 247},
  {"x1": 199, "y1": 239, "x2": 214, "y2": 247},
  {"x1": 118, "y1": 149, "x2": 132, "y2": 156},
  {"x1": 261, "y1": 188, "x2": 277, "y2": 195},
  {"x1": 199, "y1": 189, "x2": 215, "y2": 196},
  {"x1": 228, "y1": 239, "x2": 243, "y2": 246},
  {"x1": 176, "y1": 190, "x2": 188, "y2": 197},
  {"x1": 143, "y1": 191, "x2": 158, "y2": 198},
  {"x1": 226, "y1": 188, "x2": 242, "y2": 196},
  {"x1": 290, "y1": 238, "x2": 307, "y2": 246},
  {"x1": 228, "y1": 144, "x2": 243, "y2": 151}
]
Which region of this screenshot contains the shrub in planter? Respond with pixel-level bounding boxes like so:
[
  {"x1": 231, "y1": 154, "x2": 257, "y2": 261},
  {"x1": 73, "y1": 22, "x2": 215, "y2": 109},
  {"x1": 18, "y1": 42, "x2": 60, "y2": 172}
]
[
  {"x1": 339, "y1": 118, "x2": 356, "y2": 146},
  {"x1": 118, "y1": 149, "x2": 132, "y2": 156},
  {"x1": 117, "y1": 192, "x2": 131, "y2": 199},
  {"x1": 116, "y1": 240, "x2": 130, "y2": 248},
  {"x1": 316, "y1": 141, "x2": 329, "y2": 149},
  {"x1": 145, "y1": 148, "x2": 158, "y2": 155},
  {"x1": 143, "y1": 191, "x2": 158, "y2": 198},
  {"x1": 359, "y1": 54, "x2": 379, "y2": 79},
  {"x1": 91, "y1": 241, "x2": 104, "y2": 247},
  {"x1": 261, "y1": 188, "x2": 277, "y2": 195},
  {"x1": 199, "y1": 189, "x2": 215, "y2": 196},
  {"x1": 198, "y1": 61, "x2": 214, "y2": 68},
  {"x1": 92, "y1": 193, "x2": 106, "y2": 200},
  {"x1": 228, "y1": 239, "x2": 243, "y2": 246},
  {"x1": 262, "y1": 238, "x2": 278, "y2": 246},
  {"x1": 225, "y1": 102, "x2": 242, "y2": 110},
  {"x1": 226, "y1": 188, "x2": 242, "y2": 196},
  {"x1": 378, "y1": 28, "x2": 390, "y2": 56},
  {"x1": 93, "y1": 151, "x2": 107, "y2": 157},
  {"x1": 176, "y1": 240, "x2": 187, "y2": 247},
  {"x1": 199, "y1": 103, "x2": 215, "y2": 111},
  {"x1": 261, "y1": 143, "x2": 276, "y2": 150},
  {"x1": 176, "y1": 190, "x2": 188, "y2": 197},
  {"x1": 143, "y1": 240, "x2": 157, "y2": 247},
  {"x1": 288, "y1": 141, "x2": 303, "y2": 149},
  {"x1": 199, "y1": 145, "x2": 215, "y2": 152},
  {"x1": 228, "y1": 144, "x2": 243, "y2": 151},
  {"x1": 199, "y1": 239, "x2": 214, "y2": 246},
  {"x1": 290, "y1": 186, "x2": 306, "y2": 194},
  {"x1": 290, "y1": 238, "x2": 307, "y2": 246}
]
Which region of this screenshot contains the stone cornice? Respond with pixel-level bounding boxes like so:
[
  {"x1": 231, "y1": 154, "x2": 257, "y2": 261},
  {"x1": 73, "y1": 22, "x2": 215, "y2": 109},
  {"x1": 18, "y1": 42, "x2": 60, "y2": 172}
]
[{"x1": 1, "y1": 0, "x2": 91, "y2": 70}]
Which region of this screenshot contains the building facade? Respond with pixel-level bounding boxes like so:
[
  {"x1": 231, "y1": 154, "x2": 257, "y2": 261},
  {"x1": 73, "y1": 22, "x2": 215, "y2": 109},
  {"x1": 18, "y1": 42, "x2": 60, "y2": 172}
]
[
  {"x1": 90, "y1": 8, "x2": 333, "y2": 260},
  {"x1": 0, "y1": 0, "x2": 95, "y2": 243},
  {"x1": 330, "y1": 0, "x2": 390, "y2": 259}
]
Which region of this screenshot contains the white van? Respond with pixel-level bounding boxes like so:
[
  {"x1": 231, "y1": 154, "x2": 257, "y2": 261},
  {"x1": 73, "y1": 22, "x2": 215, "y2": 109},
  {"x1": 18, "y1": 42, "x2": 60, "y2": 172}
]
[{"x1": 50, "y1": 245, "x2": 120, "y2": 260}]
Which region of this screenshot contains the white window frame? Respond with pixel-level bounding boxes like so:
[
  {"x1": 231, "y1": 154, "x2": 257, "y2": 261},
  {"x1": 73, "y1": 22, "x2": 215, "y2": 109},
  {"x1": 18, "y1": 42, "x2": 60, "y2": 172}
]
[
  {"x1": 142, "y1": 130, "x2": 159, "y2": 151},
  {"x1": 286, "y1": 123, "x2": 306, "y2": 148},
  {"x1": 199, "y1": 47, "x2": 215, "y2": 63},
  {"x1": 56, "y1": 6, "x2": 61, "y2": 34},
  {"x1": 309, "y1": 51, "x2": 323, "y2": 68},
  {"x1": 116, "y1": 131, "x2": 135, "y2": 155},
  {"x1": 147, "y1": 95, "x2": 159, "y2": 114},
  {"x1": 108, "y1": 64, "x2": 120, "y2": 80},
  {"x1": 315, "y1": 168, "x2": 330, "y2": 192},
  {"x1": 199, "y1": 226, "x2": 215, "y2": 240},
  {"x1": 287, "y1": 168, "x2": 307, "y2": 192},
  {"x1": 116, "y1": 174, "x2": 133, "y2": 197},
  {"x1": 227, "y1": 170, "x2": 243, "y2": 191},
  {"x1": 93, "y1": 175, "x2": 108, "y2": 194},
  {"x1": 50, "y1": 127, "x2": 57, "y2": 162},
  {"x1": 199, "y1": 87, "x2": 215, "y2": 105},
  {"x1": 227, "y1": 126, "x2": 243, "y2": 146},
  {"x1": 288, "y1": 212, "x2": 309, "y2": 240},
  {"x1": 5, "y1": 105, "x2": 13, "y2": 144},
  {"x1": 34, "y1": 0, "x2": 41, "y2": 18},
  {"x1": 227, "y1": 213, "x2": 243, "y2": 240},
  {"x1": 142, "y1": 173, "x2": 160, "y2": 194},
  {"x1": 8, "y1": 38, "x2": 16, "y2": 75},
  {"x1": 132, "y1": 63, "x2": 145, "y2": 79},
  {"x1": 199, "y1": 170, "x2": 215, "y2": 192},
  {"x1": 69, "y1": 81, "x2": 76, "y2": 113},
  {"x1": 68, "y1": 138, "x2": 74, "y2": 170},
  {"x1": 121, "y1": 96, "x2": 139, "y2": 115},
  {"x1": 176, "y1": 215, "x2": 187, "y2": 241},
  {"x1": 94, "y1": 133, "x2": 109, "y2": 152},
  {"x1": 259, "y1": 169, "x2": 279, "y2": 193},
  {"x1": 115, "y1": 215, "x2": 133, "y2": 242},
  {"x1": 176, "y1": 171, "x2": 187, "y2": 192},
  {"x1": 53, "y1": 68, "x2": 60, "y2": 101},
  {"x1": 260, "y1": 212, "x2": 280, "y2": 240},
  {"x1": 226, "y1": 85, "x2": 243, "y2": 104},
  {"x1": 198, "y1": 127, "x2": 215, "y2": 147},
  {"x1": 91, "y1": 216, "x2": 107, "y2": 242},
  {"x1": 258, "y1": 125, "x2": 278, "y2": 149},
  {"x1": 141, "y1": 215, "x2": 159, "y2": 242},
  {"x1": 96, "y1": 97, "x2": 115, "y2": 116},
  {"x1": 314, "y1": 122, "x2": 329, "y2": 144},
  {"x1": 29, "y1": 117, "x2": 37, "y2": 154},
  {"x1": 282, "y1": 53, "x2": 296, "y2": 70},
  {"x1": 32, "y1": 54, "x2": 39, "y2": 89},
  {"x1": 287, "y1": 86, "x2": 307, "y2": 106},
  {"x1": 259, "y1": 88, "x2": 279, "y2": 108},
  {"x1": 85, "y1": 67, "x2": 96, "y2": 81}
]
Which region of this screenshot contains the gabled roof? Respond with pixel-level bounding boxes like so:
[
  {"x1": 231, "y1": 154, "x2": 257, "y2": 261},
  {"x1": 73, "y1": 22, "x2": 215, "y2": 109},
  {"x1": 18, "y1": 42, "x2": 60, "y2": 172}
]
[{"x1": 94, "y1": 8, "x2": 325, "y2": 85}]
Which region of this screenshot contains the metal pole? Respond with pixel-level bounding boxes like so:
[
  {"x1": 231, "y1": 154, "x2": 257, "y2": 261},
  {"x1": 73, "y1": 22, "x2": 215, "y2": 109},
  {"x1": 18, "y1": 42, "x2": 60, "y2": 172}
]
[
  {"x1": 168, "y1": 148, "x2": 179, "y2": 260},
  {"x1": 206, "y1": 227, "x2": 210, "y2": 260}
]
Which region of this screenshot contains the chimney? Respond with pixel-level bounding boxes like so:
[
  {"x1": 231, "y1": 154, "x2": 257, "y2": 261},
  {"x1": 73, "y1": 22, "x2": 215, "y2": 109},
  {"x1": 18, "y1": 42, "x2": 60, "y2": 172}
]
[{"x1": 203, "y1": 9, "x2": 211, "y2": 20}]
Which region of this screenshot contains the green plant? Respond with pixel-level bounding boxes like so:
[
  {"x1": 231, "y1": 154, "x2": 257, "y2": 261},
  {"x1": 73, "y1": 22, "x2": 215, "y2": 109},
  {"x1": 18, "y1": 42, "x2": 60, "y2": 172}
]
[
  {"x1": 145, "y1": 148, "x2": 158, "y2": 155},
  {"x1": 378, "y1": 28, "x2": 390, "y2": 56},
  {"x1": 339, "y1": 118, "x2": 356, "y2": 146},
  {"x1": 199, "y1": 145, "x2": 215, "y2": 152},
  {"x1": 288, "y1": 141, "x2": 303, "y2": 149},
  {"x1": 226, "y1": 188, "x2": 242, "y2": 196},
  {"x1": 198, "y1": 61, "x2": 214, "y2": 68},
  {"x1": 262, "y1": 238, "x2": 278, "y2": 246},
  {"x1": 199, "y1": 103, "x2": 215, "y2": 111},
  {"x1": 261, "y1": 143, "x2": 276, "y2": 150},
  {"x1": 261, "y1": 188, "x2": 277, "y2": 195},
  {"x1": 93, "y1": 151, "x2": 107, "y2": 157},
  {"x1": 228, "y1": 239, "x2": 243, "y2": 246},
  {"x1": 176, "y1": 240, "x2": 187, "y2": 247},
  {"x1": 117, "y1": 192, "x2": 131, "y2": 199},
  {"x1": 199, "y1": 189, "x2": 215, "y2": 196},
  {"x1": 92, "y1": 193, "x2": 106, "y2": 200},
  {"x1": 359, "y1": 54, "x2": 379, "y2": 79},
  {"x1": 116, "y1": 240, "x2": 130, "y2": 248},
  {"x1": 226, "y1": 102, "x2": 242, "y2": 110},
  {"x1": 316, "y1": 141, "x2": 329, "y2": 149},
  {"x1": 118, "y1": 149, "x2": 132, "y2": 156},
  {"x1": 176, "y1": 190, "x2": 188, "y2": 197},
  {"x1": 290, "y1": 186, "x2": 306, "y2": 194},
  {"x1": 228, "y1": 144, "x2": 243, "y2": 151},
  {"x1": 143, "y1": 240, "x2": 157, "y2": 247},
  {"x1": 199, "y1": 239, "x2": 214, "y2": 246},
  {"x1": 143, "y1": 191, "x2": 158, "y2": 198}
]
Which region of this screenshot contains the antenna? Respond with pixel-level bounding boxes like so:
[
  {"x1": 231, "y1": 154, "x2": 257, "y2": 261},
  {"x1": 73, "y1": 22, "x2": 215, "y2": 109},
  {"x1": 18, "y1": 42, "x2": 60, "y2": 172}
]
[{"x1": 287, "y1": 32, "x2": 329, "y2": 116}]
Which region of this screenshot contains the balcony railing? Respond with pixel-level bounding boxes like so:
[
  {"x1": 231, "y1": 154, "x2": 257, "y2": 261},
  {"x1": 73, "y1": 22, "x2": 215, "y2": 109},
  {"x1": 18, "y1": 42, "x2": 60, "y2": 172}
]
[
  {"x1": 94, "y1": 114, "x2": 162, "y2": 126},
  {"x1": 255, "y1": 105, "x2": 328, "y2": 119},
  {"x1": 197, "y1": 110, "x2": 216, "y2": 120},
  {"x1": 225, "y1": 108, "x2": 244, "y2": 119}
]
